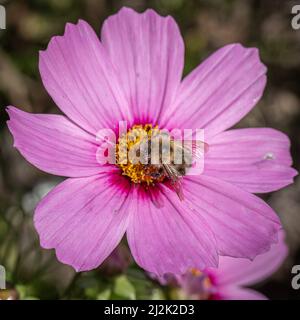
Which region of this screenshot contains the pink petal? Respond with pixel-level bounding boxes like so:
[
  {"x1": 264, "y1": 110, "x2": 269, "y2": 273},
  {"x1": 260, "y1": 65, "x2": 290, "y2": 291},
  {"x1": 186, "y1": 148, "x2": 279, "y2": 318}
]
[
  {"x1": 101, "y1": 7, "x2": 184, "y2": 124},
  {"x1": 218, "y1": 286, "x2": 267, "y2": 300},
  {"x1": 209, "y1": 230, "x2": 288, "y2": 287},
  {"x1": 204, "y1": 128, "x2": 298, "y2": 193},
  {"x1": 39, "y1": 19, "x2": 131, "y2": 134},
  {"x1": 6, "y1": 106, "x2": 111, "y2": 178},
  {"x1": 126, "y1": 185, "x2": 218, "y2": 275},
  {"x1": 184, "y1": 175, "x2": 281, "y2": 259},
  {"x1": 34, "y1": 173, "x2": 131, "y2": 271},
  {"x1": 161, "y1": 44, "x2": 266, "y2": 137}
]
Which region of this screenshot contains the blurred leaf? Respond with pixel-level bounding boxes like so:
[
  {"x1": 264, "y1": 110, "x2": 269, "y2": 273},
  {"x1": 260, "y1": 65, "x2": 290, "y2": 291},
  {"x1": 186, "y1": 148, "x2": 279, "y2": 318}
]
[
  {"x1": 97, "y1": 288, "x2": 111, "y2": 300},
  {"x1": 113, "y1": 275, "x2": 136, "y2": 300},
  {"x1": 150, "y1": 288, "x2": 166, "y2": 300},
  {"x1": 16, "y1": 284, "x2": 33, "y2": 300}
]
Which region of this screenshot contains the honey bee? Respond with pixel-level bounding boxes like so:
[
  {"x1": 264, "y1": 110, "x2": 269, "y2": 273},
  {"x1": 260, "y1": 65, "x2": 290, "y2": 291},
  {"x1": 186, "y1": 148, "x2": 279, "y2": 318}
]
[{"x1": 132, "y1": 132, "x2": 205, "y2": 201}]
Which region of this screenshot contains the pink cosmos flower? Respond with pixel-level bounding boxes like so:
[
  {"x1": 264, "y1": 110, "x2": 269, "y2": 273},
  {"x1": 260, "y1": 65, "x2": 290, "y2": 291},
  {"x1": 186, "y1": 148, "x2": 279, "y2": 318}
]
[
  {"x1": 6, "y1": 7, "x2": 297, "y2": 275},
  {"x1": 155, "y1": 231, "x2": 288, "y2": 300}
]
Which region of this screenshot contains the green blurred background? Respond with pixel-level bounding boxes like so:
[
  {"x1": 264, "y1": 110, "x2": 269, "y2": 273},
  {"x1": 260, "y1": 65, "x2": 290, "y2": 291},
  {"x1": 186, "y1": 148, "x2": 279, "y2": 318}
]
[{"x1": 0, "y1": 0, "x2": 300, "y2": 299}]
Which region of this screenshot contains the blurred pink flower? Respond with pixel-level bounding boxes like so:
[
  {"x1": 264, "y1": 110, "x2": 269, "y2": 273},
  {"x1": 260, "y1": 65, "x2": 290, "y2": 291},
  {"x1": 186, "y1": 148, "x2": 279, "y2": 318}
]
[
  {"x1": 6, "y1": 8, "x2": 297, "y2": 275},
  {"x1": 99, "y1": 244, "x2": 132, "y2": 276},
  {"x1": 156, "y1": 231, "x2": 288, "y2": 300}
]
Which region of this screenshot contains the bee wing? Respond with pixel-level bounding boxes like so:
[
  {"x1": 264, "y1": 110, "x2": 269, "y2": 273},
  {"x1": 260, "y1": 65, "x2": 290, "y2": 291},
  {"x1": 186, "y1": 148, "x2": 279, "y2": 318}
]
[
  {"x1": 181, "y1": 140, "x2": 208, "y2": 161},
  {"x1": 162, "y1": 164, "x2": 185, "y2": 201},
  {"x1": 192, "y1": 140, "x2": 209, "y2": 156},
  {"x1": 172, "y1": 140, "x2": 208, "y2": 176},
  {"x1": 172, "y1": 139, "x2": 208, "y2": 159}
]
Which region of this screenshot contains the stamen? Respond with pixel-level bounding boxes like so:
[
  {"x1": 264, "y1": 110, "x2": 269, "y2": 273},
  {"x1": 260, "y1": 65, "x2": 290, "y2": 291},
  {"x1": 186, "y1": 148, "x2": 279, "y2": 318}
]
[
  {"x1": 187, "y1": 268, "x2": 214, "y2": 299},
  {"x1": 116, "y1": 124, "x2": 162, "y2": 184}
]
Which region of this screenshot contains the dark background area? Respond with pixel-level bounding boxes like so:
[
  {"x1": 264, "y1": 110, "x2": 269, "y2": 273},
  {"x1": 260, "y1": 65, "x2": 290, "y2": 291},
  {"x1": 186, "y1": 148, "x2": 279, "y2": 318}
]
[{"x1": 0, "y1": 0, "x2": 299, "y2": 299}]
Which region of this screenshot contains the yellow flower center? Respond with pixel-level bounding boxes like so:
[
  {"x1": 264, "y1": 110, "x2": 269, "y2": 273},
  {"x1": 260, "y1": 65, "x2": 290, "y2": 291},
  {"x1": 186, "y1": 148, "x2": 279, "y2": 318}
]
[
  {"x1": 116, "y1": 124, "x2": 165, "y2": 185},
  {"x1": 190, "y1": 268, "x2": 212, "y2": 290},
  {"x1": 189, "y1": 268, "x2": 214, "y2": 300}
]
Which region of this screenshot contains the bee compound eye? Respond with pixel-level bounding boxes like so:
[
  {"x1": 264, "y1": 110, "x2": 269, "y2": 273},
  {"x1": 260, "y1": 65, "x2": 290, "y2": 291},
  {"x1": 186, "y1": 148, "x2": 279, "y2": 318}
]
[{"x1": 151, "y1": 173, "x2": 159, "y2": 178}]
